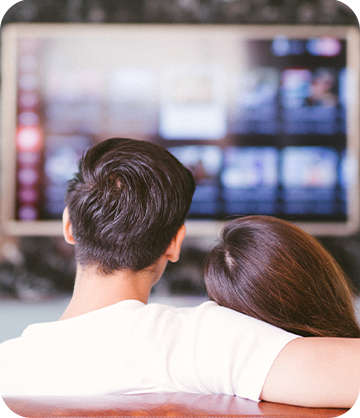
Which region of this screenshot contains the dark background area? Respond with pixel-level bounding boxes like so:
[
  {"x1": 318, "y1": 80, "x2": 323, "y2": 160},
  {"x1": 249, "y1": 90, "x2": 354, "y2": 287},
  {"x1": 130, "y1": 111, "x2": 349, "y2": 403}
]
[
  {"x1": 1, "y1": 0, "x2": 359, "y2": 25},
  {"x1": 0, "y1": 0, "x2": 359, "y2": 300}
]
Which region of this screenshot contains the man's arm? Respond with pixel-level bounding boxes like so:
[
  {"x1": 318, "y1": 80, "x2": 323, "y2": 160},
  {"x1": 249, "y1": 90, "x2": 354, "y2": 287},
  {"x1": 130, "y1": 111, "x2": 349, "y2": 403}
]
[{"x1": 261, "y1": 337, "x2": 360, "y2": 408}]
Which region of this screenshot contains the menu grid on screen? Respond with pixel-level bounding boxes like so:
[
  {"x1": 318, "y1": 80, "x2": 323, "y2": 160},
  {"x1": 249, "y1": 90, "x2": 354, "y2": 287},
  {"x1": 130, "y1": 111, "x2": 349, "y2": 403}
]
[{"x1": 2, "y1": 24, "x2": 359, "y2": 236}]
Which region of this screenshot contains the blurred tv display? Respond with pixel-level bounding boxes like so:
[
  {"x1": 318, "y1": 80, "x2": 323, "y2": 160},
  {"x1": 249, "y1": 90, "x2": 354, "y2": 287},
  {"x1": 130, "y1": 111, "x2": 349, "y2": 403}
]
[{"x1": 1, "y1": 24, "x2": 359, "y2": 236}]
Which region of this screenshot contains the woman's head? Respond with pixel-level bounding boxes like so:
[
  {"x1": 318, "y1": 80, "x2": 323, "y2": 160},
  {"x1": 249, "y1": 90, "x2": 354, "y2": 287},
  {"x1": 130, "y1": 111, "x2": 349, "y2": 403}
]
[{"x1": 205, "y1": 215, "x2": 360, "y2": 338}]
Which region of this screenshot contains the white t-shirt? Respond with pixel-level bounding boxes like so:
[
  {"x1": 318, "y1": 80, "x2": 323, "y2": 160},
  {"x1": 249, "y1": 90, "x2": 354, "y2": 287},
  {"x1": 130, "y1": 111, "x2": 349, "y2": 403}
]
[{"x1": 0, "y1": 300, "x2": 299, "y2": 401}]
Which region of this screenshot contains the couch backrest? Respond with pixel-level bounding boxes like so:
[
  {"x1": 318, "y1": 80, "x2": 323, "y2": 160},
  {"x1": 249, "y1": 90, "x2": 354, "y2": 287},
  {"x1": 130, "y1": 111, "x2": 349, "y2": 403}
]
[{"x1": 3, "y1": 393, "x2": 348, "y2": 418}]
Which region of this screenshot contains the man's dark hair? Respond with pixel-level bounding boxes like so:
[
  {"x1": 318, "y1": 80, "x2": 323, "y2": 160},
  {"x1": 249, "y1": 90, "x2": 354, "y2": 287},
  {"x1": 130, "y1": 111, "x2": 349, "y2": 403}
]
[{"x1": 65, "y1": 138, "x2": 196, "y2": 274}]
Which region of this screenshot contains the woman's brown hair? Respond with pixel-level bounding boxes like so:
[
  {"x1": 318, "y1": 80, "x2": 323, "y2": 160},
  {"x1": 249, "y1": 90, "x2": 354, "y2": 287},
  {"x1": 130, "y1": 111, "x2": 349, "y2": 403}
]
[{"x1": 205, "y1": 215, "x2": 360, "y2": 338}]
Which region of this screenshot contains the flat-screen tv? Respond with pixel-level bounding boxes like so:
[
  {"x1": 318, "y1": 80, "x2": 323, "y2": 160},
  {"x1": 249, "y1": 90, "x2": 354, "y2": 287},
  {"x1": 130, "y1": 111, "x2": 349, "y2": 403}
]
[{"x1": 1, "y1": 23, "x2": 359, "y2": 237}]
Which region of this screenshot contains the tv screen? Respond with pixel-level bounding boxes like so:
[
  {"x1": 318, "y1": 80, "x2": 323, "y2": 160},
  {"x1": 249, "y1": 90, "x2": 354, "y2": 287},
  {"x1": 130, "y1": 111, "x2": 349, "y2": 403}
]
[{"x1": 1, "y1": 24, "x2": 359, "y2": 236}]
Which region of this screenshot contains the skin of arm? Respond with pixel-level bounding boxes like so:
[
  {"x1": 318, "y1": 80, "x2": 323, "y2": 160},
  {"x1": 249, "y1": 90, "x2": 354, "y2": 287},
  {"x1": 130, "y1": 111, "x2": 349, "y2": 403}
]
[{"x1": 261, "y1": 337, "x2": 360, "y2": 408}]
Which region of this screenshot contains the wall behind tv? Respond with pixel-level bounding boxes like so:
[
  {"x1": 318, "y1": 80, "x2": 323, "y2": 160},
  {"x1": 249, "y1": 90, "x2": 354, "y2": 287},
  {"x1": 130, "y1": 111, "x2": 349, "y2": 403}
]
[
  {"x1": 1, "y1": 0, "x2": 358, "y2": 25},
  {"x1": 0, "y1": 0, "x2": 359, "y2": 299}
]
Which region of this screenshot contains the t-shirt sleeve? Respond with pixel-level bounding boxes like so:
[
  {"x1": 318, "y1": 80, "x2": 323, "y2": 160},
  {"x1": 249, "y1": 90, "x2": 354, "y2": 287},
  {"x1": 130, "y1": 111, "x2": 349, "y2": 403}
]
[{"x1": 171, "y1": 301, "x2": 300, "y2": 402}]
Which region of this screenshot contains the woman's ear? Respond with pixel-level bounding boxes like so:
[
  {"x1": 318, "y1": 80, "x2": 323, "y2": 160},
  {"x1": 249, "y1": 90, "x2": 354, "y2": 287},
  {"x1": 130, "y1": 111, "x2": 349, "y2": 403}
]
[
  {"x1": 165, "y1": 224, "x2": 186, "y2": 263},
  {"x1": 62, "y1": 207, "x2": 76, "y2": 245}
]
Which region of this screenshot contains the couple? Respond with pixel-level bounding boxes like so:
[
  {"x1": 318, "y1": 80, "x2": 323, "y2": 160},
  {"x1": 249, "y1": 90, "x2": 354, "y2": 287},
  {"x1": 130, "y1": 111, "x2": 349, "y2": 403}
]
[{"x1": 0, "y1": 138, "x2": 359, "y2": 408}]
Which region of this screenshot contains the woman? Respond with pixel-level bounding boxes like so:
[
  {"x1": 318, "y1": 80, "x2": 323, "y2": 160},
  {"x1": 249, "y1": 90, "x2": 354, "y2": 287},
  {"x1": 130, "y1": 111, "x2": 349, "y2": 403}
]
[{"x1": 205, "y1": 215, "x2": 360, "y2": 338}]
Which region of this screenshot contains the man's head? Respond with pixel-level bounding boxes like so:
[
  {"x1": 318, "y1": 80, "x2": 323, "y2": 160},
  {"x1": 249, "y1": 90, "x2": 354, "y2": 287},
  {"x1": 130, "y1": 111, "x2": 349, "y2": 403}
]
[{"x1": 64, "y1": 138, "x2": 196, "y2": 274}]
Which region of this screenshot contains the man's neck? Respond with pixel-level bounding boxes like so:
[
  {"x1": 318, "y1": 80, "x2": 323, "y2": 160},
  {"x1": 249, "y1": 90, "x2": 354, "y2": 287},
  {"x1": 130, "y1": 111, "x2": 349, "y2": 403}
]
[{"x1": 59, "y1": 264, "x2": 159, "y2": 321}]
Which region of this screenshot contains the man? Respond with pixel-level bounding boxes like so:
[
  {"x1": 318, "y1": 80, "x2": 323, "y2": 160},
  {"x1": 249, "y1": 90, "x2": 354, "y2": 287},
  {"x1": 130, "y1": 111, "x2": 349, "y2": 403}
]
[{"x1": 0, "y1": 138, "x2": 359, "y2": 408}]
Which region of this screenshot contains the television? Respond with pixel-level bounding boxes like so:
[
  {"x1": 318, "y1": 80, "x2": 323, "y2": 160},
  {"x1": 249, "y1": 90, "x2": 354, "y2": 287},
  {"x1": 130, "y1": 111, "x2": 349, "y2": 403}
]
[{"x1": 1, "y1": 23, "x2": 359, "y2": 237}]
